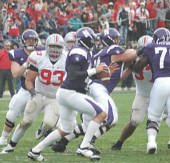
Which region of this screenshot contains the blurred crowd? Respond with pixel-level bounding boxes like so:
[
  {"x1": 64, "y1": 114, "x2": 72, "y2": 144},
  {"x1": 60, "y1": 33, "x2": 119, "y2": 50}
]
[
  {"x1": 0, "y1": 0, "x2": 170, "y2": 48},
  {"x1": 0, "y1": 0, "x2": 170, "y2": 96}
]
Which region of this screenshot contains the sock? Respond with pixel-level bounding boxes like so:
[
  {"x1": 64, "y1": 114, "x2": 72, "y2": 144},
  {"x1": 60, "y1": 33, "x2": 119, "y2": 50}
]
[
  {"x1": 32, "y1": 129, "x2": 62, "y2": 153},
  {"x1": 80, "y1": 120, "x2": 100, "y2": 148},
  {"x1": 11, "y1": 123, "x2": 27, "y2": 144},
  {"x1": 147, "y1": 128, "x2": 157, "y2": 143},
  {"x1": 1, "y1": 130, "x2": 10, "y2": 139},
  {"x1": 94, "y1": 122, "x2": 110, "y2": 139},
  {"x1": 65, "y1": 124, "x2": 85, "y2": 142}
]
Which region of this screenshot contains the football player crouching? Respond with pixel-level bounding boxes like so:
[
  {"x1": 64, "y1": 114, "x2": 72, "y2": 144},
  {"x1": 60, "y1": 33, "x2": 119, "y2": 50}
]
[{"x1": 0, "y1": 33, "x2": 66, "y2": 154}]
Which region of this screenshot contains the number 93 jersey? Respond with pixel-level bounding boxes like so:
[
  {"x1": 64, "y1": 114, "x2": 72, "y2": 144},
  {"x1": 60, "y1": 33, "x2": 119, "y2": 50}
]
[{"x1": 28, "y1": 50, "x2": 66, "y2": 98}]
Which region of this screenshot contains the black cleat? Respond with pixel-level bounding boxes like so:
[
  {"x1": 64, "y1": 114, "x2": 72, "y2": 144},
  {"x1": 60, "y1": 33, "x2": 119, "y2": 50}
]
[
  {"x1": 51, "y1": 137, "x2": 68, "y2": 152},
  {"x1": 110, "y1": 141, "x2": 122, "y2": 151}
]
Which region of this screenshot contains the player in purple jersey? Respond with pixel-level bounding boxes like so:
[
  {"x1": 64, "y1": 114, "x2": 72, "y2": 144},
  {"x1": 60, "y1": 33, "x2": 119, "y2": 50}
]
[
  {"x1": 0, "y1": 29, "x2": 40, "y2": 147},
  {"x1": 130, "y1": 27, "x2": 170, "y2": 154},
  {"x1": 27, "y1": 27, "x2": 115, "y2": 161},
  {"x1": 0, "y1": 33, "x2": 66, "y2": 155},
  {"x1": 50, "y1": 28, "x2": 137, "y2": 154}
]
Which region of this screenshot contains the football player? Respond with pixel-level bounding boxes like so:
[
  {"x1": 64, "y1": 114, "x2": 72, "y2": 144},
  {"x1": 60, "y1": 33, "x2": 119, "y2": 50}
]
[
  {"x1": 0, "y1": 29, "x2": 41, "y2": 146},
  {"x1": 27, "y1": 27, "x2": 112, "y2": 161},
  {"x1": 0, "y1": 33, "x2": 66, "y2": 153},
  {"x1": 128, "y1": 27, "x2": 170, "y2": 154},
  {"x1": 0, "y1": 34, "x2": 66, "y2": 154},
  {"x1": 111, "y1": 35, "x2": 154, "y2": 151},
  {"x1": 51, "y1": 28, "x2": 137, "y2": 154},
  {"x1": 35, "y1": 31, "x2": 76, "y2": 140},
  {"x1": 64, "y1": 31, "x2": 76, "y2": 52}
]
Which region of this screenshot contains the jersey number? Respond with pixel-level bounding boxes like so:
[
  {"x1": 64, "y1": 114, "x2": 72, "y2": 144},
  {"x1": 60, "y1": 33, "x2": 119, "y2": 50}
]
[
  {"x1": 155, "y1": 47, "x2": 167, "y2": 69},
  {"x1": 135, "y1": 65, "x2": 152, "y2": 82},
  {"x1": 40, "y1": 69, "x2": 64, "y2": 86}
]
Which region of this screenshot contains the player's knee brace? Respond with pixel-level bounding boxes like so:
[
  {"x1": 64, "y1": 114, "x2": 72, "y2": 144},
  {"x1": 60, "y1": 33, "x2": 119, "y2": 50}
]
[
  {"x1": 5, "y1": 119, "x2": 15, "y2": 128},
  {"x1": 146, "y1": 120, "x2": 159, "y2": 132}
]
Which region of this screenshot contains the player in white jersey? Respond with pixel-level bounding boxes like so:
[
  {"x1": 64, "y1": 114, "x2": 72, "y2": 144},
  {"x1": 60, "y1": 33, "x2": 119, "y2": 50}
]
[
  {"x1": 0, "y1": 33, "x2": 66, "y2": 154},
  {"x1": 35, "y1": 31, "x2": 76, "y2": 140},
  {"x1": 0, "y1": 29, "x2": 41, "y2": 146},
  {"x1": 111, "y1": 35, "x2": 154, "y2": 150}
]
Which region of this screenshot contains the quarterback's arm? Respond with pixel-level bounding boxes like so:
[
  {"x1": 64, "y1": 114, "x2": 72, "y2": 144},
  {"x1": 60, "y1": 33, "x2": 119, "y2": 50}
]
[
  {"x1": 68, "y1": 63, "x2": 108, "y2": 80},
  {"x1": 111, "y1": 49, "x2": 137, "y2": 63},
  {"x1": 11, "y1": 61, "x2": 29, "y2": 78}
]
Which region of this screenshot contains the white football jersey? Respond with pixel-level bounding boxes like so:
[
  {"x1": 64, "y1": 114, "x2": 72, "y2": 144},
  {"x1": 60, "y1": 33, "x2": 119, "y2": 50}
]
[
  {"x1": 29, "y1": 50, "x2": 66, "y2": 98},
  {"x1": 133, "y1": 65, "x2": 153, "y2": 97}
]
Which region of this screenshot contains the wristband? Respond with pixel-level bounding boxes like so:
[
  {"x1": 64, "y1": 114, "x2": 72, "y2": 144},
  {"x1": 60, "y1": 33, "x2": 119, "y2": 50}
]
[{"x1": 87, "y1": 68, "x2": 96, "y2": 77}]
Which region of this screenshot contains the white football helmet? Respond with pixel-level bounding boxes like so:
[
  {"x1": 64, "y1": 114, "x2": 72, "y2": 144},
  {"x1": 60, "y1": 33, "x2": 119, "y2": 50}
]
[
  {"x1": 137, "y1": 35, "x2": 153, "y2": 49},
  {"x1": 64, "y1": 31, "x2": 76, "y2": 50},
  {"x1": 45, "y1": 34, "x2": 65, "y2": 62}
]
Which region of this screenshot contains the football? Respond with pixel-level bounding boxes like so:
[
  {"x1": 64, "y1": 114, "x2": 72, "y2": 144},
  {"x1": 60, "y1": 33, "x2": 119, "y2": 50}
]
[{"x1": 97, "y1": 67, "x2": 111, "y2": 83}]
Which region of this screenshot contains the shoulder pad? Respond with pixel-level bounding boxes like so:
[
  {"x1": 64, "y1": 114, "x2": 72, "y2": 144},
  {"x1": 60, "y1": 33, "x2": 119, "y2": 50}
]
[
  {"x1": 69, "y1": 47, "x2": 87, "y2": 64},
  {"x1": 28, "y1": 50, "x2": 45, "y2": 67},
  {"x1": 107, "y1": 45, "x2": 124, "y2": 56}
]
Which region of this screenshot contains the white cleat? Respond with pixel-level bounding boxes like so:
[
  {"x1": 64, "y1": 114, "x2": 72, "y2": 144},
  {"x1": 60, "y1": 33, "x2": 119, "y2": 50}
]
[
  {"x1": 76, "y1": 147, "x2": 101, "y2": 161},
  {"x1": 147, "y1": 141, "x2": 157, "y2": 154},
  {"x1": 27, "y1": 149, "x2": 44, "y2": 161},
  {"x1": 0, "y1": 137, "x2": 7, "y2": 146},
  {"x1": 0, "y1": 144, "x2": 15, "y2": 154}
]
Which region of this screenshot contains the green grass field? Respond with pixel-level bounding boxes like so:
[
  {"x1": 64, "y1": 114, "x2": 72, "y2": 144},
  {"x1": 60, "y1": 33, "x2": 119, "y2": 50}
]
[{"x1": 0, "y1": 91, "x2": 170, "y2": 163}]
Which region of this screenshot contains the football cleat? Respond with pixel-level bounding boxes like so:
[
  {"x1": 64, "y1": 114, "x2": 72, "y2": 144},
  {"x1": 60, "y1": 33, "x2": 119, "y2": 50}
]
[
  {"x1": 110, "y1": 141, "x2": 122, "y2": 151},
  {"x1": 0, "y1": 137, "x2": 7, "y2": 146},
  {"x1": 27, "y1": 149, "x2": 44, "y2": 161},
  {"x1": 89, "y1": 143, "x2": 101, "y2": 155},
  {"x1": 167, "y1": 140, "x2": 170, "y2": 149},
  {"x1": 147, "y1": 141, "x2": 157, "y2": 154},
  {"x1": 0, "y1": 144, "x2": 15, "y2": 154},
  {"x1": 35, "y1": 123, "x2": 53, "y2": 140},
  {"x1": 76, "y1": 147, "x2": 101, "y2": 161},
  {"x1": 51, "y1": 137, "x2": 68, "y2": 152}
]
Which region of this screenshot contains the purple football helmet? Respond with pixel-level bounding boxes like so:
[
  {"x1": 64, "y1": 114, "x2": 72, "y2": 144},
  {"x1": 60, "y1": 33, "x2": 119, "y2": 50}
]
[
  {"x1": 76, "y1": 27, "x2": 96, "y2": 50},
  {"x1": 100, "y1": 28, "x2": 120, "y2": 46},
  {"x1": 153, "y1": 27, "x2": 170, "y2": 43},
  {"x1": 22, "y1": 29, "x2": 39, "y2": 51}
]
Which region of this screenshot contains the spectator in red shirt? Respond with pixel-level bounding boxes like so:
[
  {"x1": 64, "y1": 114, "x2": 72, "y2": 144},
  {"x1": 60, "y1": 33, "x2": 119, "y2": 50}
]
[
  {"x1": 26, "y1": 2, "x2": 40, "y2": 23},
  {"x1": 56, "y1": 8, "x2": 71, "y2": 36},
  {"x1": 0, "y1": 40, "x2": 15, "y2": 98}
]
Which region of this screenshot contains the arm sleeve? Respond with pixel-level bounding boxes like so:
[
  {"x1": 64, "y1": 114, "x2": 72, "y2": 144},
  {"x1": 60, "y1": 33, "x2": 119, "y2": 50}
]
[{"x1": 28, "y1": 64, "x2": 38, "y2": 72}]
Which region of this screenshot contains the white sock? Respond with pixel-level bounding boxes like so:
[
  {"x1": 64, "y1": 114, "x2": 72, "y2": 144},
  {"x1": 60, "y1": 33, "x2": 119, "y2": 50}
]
[
  {"x1": 147, "y1": 128, "x2": 157, "y2": 143},
  {"x1": 80, "y1": 120, "x2": 100, "y2": 148},
  {"x1": 65, "y1": 132, "x2": 75, "y2": 141},
  {"x1": 1, "y1": 130, "x2": 10, "y2": 139},
  {"x1": 32, "y1": 129, "x2": 62, "y2": 153},
  {"x1": 11, "y1": 124, "x2": 27, "y2": 143}
]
